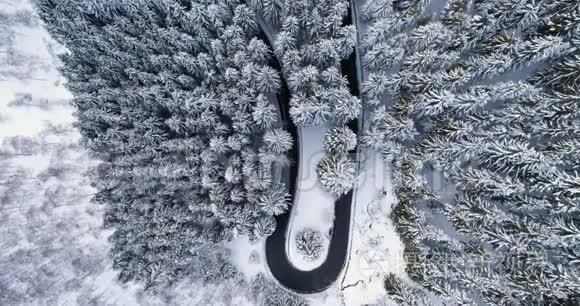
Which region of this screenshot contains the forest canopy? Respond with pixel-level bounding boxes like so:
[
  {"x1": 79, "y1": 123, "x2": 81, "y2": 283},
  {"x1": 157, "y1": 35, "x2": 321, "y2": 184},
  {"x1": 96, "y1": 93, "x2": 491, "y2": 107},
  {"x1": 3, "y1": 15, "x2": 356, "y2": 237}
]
[{"x1": 34, "y1": 0, "x2": 294, "y2": 288}]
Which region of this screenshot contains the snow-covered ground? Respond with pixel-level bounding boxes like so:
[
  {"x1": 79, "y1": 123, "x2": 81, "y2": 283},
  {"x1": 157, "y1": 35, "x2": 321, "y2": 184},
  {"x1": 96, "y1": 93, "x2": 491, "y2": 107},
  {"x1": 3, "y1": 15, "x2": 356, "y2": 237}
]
[
  {"x1": 0, "y1": 4, "x2": 73, "y2": 140},
  {"x1": 340, "y1": 150, "x2": 406, "y2": 305},
  {"x1": 0, "y1": 2, "x2": 265, "y2": 305},
  {"x1": 287, "y1": 126, "x2": 336, "y2": 270},
  {"x1": 227, "y1": 236, "x2": 267, "y2": 281}
]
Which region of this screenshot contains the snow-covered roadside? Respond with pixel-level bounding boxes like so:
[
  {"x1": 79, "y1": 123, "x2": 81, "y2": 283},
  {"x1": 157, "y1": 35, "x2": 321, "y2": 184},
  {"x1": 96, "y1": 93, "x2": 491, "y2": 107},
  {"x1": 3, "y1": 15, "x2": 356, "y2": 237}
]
[
  {"x1": 313, "y1": 2, "x2": 407, "y2": 302},
  {"x1": 286, "y1": 126, "x2": 336, "y2": 270},
  {"x1": 296, "y1": 151, "x2": 407, "y2": 306},
  {"x1": 340, "y1": 151, "x2": 406, "y2": 305},
  {"x1": 0, "y1": 2, "x2": 146, "y2": 304}
]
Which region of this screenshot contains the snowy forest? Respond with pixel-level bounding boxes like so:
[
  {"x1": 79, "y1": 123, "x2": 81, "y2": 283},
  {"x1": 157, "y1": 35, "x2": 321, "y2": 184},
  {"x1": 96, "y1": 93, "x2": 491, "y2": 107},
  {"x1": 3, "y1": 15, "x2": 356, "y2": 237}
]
[
  {"x1": 361, "y1": 0, "x2": 580, "y2": 304},
  {"x1": 1, "y1": 0, "x2": 579, "y2": 305},
  {"x1": 34, "y1": 0, "x2": 300, "y2": 289}
]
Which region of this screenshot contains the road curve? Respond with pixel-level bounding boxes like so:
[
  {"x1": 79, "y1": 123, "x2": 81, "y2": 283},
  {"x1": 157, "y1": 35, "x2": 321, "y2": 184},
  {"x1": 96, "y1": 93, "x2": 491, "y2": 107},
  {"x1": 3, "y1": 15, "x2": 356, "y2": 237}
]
[{"x1": 256, "y1": 3, "x2": 362, "y2": 294}]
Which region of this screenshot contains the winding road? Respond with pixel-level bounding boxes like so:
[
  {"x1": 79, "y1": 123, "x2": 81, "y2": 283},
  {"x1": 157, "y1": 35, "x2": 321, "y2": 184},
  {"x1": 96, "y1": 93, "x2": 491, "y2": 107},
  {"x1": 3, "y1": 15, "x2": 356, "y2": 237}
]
[{"x1": 257, "y1": 1, "x2": 363, "y2": 294}]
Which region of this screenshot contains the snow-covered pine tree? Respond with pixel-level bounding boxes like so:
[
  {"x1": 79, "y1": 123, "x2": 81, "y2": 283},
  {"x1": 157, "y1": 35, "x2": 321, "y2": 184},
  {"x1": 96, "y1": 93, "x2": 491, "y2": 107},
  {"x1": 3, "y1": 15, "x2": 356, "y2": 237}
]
[
  {"x1": 327, "y1": 126, "x2": 359, "y2": 196},
  {"x1": 253, "y1": 215, "x2": 277, "y2": 238},
  {"x1": 384, "y1": 273, "x2": 429, "y2": 306},
  {"x1": 251, "y1": 0, "x2": 362, "y2": 195},
  {"x1": 263, "y1": 128, "x2": 293, "y2": 154},
  {"x1": 324, "y1": 125, "x2": 357, "y2": 153},
  {"x1": 295, "y1": 227, "x2": 324, "y2": 261},
  {"x1": 257, "y1": 184, "x2": 290, "y2": 216},
  {"x1": 316, "y1": 152, "x2": 356, "y2": 196}
]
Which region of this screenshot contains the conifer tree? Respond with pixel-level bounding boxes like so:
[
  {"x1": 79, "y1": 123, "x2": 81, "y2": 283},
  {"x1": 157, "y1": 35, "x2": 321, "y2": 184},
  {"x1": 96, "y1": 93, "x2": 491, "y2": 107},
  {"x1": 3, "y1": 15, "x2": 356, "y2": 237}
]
[
  {"x1": 384, "y1": 273, "x2": 429, "y2": 306},
  {"x1": 317, "y1": 153, "x2": 355, "y2": 196}
]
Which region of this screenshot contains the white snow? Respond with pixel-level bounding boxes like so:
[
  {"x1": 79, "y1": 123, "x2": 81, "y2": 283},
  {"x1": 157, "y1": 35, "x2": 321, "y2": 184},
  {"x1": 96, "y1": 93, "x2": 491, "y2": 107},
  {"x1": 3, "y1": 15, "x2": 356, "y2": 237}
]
[
  {"x1": 286, "y1": 126, "x2": 336, "y2": 270},
  {"x1": 340, "y1": 150, "x2": 406, "y2": 306},
  {"x1": 271, "y1": 140, "x2": 406, "y2": 305},
  {"x1": 227, "y1": 236, "x2": 267, "y2": 281},
  {"x1": 305, "y1": 285, "x2": 347, "y2": 306},
  {"x1": 0, "y1": 3, "x2": 138, "y2": 304},
  {"x1": 0, "y1": 18, "x2": 72, "y2": 142}
]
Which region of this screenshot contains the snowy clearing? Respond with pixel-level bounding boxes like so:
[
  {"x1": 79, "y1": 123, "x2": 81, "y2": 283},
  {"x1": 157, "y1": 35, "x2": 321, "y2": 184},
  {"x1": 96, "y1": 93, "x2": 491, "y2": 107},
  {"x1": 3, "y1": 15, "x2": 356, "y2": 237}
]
[
  {"x1": 0, "y1": 2, "x2": 143, "y2": 304},
  {"x1": 227, "y1": 236, "x2": 267, "y2": 282}
]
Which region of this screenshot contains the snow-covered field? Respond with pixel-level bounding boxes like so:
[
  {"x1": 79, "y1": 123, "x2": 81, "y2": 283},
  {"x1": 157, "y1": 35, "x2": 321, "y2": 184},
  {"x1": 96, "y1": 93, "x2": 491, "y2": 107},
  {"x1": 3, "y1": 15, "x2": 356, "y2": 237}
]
[
  {"x1": 0, "y1": 1, "x2": 263, "y2": 305},
  {"x1": 0, "y1": 2, "x2": 144, "y2": 304},
  {"x1": 1, "y1": 0, "x2": 146, "y2": 302},
  {"x1": 287, "y1": 126, "x2": 336, "y2": 270},
  {"x1": 227, "y1": 236, "x2": 267, "y2": 281}
]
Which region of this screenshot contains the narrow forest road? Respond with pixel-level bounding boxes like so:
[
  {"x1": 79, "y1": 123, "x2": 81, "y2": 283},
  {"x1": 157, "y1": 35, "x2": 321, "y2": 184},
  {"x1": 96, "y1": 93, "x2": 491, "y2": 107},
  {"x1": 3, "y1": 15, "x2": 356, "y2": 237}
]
[{"x1": 256, "y1": 2, "x2": 363, "y2": 293}]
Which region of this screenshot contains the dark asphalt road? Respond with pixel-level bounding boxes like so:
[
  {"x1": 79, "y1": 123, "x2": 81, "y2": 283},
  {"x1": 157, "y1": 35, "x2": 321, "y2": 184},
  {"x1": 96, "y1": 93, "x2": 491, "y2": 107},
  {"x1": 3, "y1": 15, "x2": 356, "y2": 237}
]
[{"x1": 257, "y1": 3, "x2": 361, "y2": 293}]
